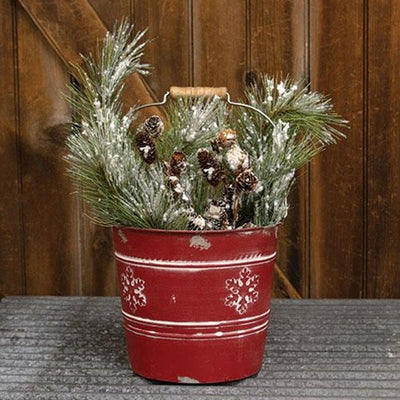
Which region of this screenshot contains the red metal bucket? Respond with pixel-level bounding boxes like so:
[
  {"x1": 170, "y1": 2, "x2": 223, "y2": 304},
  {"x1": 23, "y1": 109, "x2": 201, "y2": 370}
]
[{"x1": 113, "y1": 226, "x2": 278, "y2": 383}]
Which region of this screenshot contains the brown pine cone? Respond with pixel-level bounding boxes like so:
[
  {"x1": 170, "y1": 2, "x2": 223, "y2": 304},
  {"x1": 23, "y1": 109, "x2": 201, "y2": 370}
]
[
  {"x1": 224, "y1": 184, "x2": 235, "y2": 225},
  {"x1": 143, "y1": 115, "x2": 164, "y2": 138},
  {"x1": 188, "y1": 214, "x2": 206, "y2": 231},
  {"x1": 166, "y1": 175, "x2": 186, "y2": 201},
  {"x1": 226, "y1": 144, "x2": 250, "y2": 176},
  {"x1": 216, "y1": 128, "x2": 237, "y2": 149},
  {"x1": 169, "y1": 151, "x2": 187, "y2": 176},
  {"x1": 204, "y1": 200, "x2": 230, "y2": 229},
  {"x1": 235, "y1": 169, "x2": 259, "y2": 193},
  {"x1": 167, "y1": 175, "x2": 181, "y2": 191},
  {"x1": 197, "y1": 148, "x2": 225, "y2": 186},
  {"x1": 135, "y1": 130, "x2": 156, "y2": 164}
]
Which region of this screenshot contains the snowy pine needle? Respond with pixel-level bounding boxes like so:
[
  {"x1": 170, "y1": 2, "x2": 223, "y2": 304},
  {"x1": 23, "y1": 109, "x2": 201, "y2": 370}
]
[
  {"x1": 65, "y1": 22, "x2": 347, "y2": 230},
  {"x1": 65, "y1": 21, "x2": 188, "y2": 229},
  {"x1": 235, "y1": 75, "x2": 348, "y2": 226}
]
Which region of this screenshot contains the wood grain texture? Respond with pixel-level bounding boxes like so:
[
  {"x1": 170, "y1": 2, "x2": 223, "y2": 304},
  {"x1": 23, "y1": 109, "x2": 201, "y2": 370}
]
[
  {"x1": 0, "y1": 0, "x2": 25, "y2": 296},
  {"x1": 1, "y1": 0, "x2": 400, "y2": 298},
  {"x1": 81, "y1": 222, "x2": 116, "y2": 295},
  {"x1": 249, "y1": 0, "x2": 307, "y2": 77},
  {"x1": 250, "y1": 0, "x2": 308, "y2": 298},
  {"x1": 367, "y1": 1, "x2": 400, "y2": 297},
  {"x1": 193, "y1": 0, "x2": 247, "y2": 99},
  {"x1": 16, "y1": 5, "x2": 80, "y2": 295},
  {"x1": 18, "y1": 0, "x2": 159, "y2": 115},
  {"x1": 309, "y1": 0, "x2": 364, "y2": 298},
  {"x1": 134, "y1": 0, "x2": 191, "y2": 98},
  {"x1": 88, "y1": 0, "x2": 131, "y2": 30},
  {"x1": 2, "y1": 297, "x2": 400, "y2": 397}
]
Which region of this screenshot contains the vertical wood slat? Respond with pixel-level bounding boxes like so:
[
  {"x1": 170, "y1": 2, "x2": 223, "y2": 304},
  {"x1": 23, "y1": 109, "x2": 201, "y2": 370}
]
[
  {"x1": 249, "y1": 0, "x2": 308, "y2": 77},
  {"x1": 367, "y1": 1, "x2": 400, "y2": 297},
  {"x1": 249, "y1": 0, "x2": 309, "y2": 298},
  {"x1": 16, "y1": 4, "x2": 80, "y2": 295},
  {"x1": 192, "y1": 0, "x2": 247, "y2": 100},
  {"x1": 0, "y1": 0, "x2": 25, "y2": 296},
  {"x1": 81, "y1": 221, "x2": 116, "y2": 295},
  {"x1": 134, "y1": 0, "x2": 191, "y2": 98},
  {"x1": 309, "y1": 0, "x2": 365, "y2": 298}
]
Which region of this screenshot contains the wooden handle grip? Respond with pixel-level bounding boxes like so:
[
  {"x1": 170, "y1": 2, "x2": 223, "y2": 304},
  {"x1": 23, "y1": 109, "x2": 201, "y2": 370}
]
[{"x1": 169, "y1": 86, "x2": 228, "y2": 99}]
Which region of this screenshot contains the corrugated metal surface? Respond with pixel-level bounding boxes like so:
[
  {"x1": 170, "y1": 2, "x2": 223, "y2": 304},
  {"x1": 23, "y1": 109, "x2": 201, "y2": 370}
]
[{"x1": 1, "y1": 297, "x2": 399, "y2": 399}]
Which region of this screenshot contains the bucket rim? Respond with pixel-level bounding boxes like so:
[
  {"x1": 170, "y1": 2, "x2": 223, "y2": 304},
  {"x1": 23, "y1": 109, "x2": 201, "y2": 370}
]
[{"x1": 113, "y1": 224, "x2": 280, "y2": 236}]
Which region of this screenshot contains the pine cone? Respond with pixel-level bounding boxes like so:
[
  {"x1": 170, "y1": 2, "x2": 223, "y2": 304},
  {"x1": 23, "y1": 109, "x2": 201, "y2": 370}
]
[
  {"x1": 204, "y1": 200, "x2": 230, "y2": 229},
  {"x1": 225, "y1": 144, "x2": 250, "y2": 176},
  {"x1": 135, "y1": 130, "x2": 156, "y2": 164},
  {"x1": 235, "y1": 169, "x2": 259, "y2": 193},
  {"x1": 216, "y1": 128, "x2": 237, "y2": 149},
  {"x1": 224, "y1": 184, "x2": 235, "y2": 225},
  {"x1": 143, "y1": 115, "x2": 164, "y2": 138},
  {"x1": 197, "y1": 148, "x2": 225, "y2": 186},
  {"x1": 210, "y1": 138, "x2": 220, "y2": 154},
  {"x1": 188, "y1": 214, "x2": 206, "y2": 231},
  {"x1": 169, "y1": 151, "x2": 187, "y2": 176},
  {"x1": 167, "y1": 176, "x2": 183, "y2": 193}
]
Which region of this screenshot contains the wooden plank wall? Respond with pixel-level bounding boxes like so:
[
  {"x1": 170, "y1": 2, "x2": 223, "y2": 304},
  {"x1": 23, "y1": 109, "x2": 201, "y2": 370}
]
[
  {"x1": 0, "y1": 0, "x2": 399, "y2": 298},
  {"x1": 309, "y1": 0, "x2": 365, "y2": 297}
]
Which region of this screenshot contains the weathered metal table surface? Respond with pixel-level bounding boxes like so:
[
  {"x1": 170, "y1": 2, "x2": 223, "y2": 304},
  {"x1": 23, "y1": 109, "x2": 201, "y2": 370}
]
[{"x1": 0, "y1": 297, "x2": 399, "y2": 400}]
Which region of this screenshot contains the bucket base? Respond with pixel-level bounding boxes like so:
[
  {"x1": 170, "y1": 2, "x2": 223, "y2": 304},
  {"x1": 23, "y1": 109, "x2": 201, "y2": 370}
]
[{"x1": 124, "y1": 327, "x2": 268, "y2": 384}]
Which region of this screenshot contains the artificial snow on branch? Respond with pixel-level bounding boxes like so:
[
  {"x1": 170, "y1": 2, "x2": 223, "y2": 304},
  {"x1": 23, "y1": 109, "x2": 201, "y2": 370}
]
[{"x1": 65, "y1": 21, "x2": 348, "y2": 230}]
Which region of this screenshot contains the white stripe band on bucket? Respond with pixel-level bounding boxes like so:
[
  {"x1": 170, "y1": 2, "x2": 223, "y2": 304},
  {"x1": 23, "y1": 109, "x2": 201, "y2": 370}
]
[
  {"x1": 114, "y1": 251, "x2": 276, "y2": 270},
  {"x1": 121, "y1": 308, "x2": 270, "y2": 327},
  {"x1": 124, "y1": 320, "x2": 269, "y2": 341}
]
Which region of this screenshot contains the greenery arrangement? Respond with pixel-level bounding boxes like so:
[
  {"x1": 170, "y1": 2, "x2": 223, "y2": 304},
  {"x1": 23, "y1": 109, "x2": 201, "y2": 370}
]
[{"x1": 65, "y1": 21, "x2": 347, "y2": 230}]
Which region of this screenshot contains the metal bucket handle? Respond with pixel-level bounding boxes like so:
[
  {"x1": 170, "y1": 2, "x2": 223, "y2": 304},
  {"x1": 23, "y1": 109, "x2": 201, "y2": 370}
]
[{"x1": 134, "y1": 86, "x2": 275, "y2": 127}]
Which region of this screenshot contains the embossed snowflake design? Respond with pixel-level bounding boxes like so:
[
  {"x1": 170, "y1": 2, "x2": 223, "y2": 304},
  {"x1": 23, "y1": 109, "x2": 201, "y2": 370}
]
[
  {"x1": 224, "y1": 267, "x2": 260, "y2": 314},
  {"x1": 120, "y1": 266, "x2": 146, "y2": 314}
]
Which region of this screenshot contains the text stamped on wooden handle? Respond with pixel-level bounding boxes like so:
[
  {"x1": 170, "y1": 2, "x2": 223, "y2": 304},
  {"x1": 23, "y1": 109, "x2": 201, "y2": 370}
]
[{"x1": 169, "y1": 86, "x2": 228, "y2": 99}]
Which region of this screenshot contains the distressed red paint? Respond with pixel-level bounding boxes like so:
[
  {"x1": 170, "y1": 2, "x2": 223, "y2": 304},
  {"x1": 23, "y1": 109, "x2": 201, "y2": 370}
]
[{"x1": 113, "y1": 226, "x2": 278, "y2": 383}]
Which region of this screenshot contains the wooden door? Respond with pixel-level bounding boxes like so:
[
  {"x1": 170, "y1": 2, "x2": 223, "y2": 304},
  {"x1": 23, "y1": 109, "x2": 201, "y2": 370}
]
[{"x1": 1, "y1": 0, "x2": 399, "y2": 298}]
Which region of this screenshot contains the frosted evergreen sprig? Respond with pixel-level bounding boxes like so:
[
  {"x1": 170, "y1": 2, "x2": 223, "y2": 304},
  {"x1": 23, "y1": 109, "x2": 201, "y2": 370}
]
[
  {"x1": 65, "y1": 22, "x2": 347, "y2": 230},
  {"x1": 65, "y1": 21, "x2": 188, "y2": 228},
  {"x1": 157, "y1": 96, "x2": 228, "y2": 161},
  {"x1": 235, "y1": 74, "x2": 348, "y2": 226}
]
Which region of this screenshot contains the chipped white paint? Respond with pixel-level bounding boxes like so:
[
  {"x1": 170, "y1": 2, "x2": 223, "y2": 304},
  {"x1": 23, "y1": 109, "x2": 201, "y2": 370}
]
[
  {"x1": 189, "y1": 235, "x2": 211, "y2": 250},
  {"x1": 178, "y1": 376, "x2": 200, "y2": 384},
  {"x1": 225, "y1": 267, "x2": 260, "y2": 314},
  {"x1": 170, "y1": 294, "x2": 177, "y2": 304},
  {"x1": 238, "y1": 230, "x2": 257, "y2": 236},
  {"x1": 118, "y1": 229, "x2": 128, "y2": 244}
]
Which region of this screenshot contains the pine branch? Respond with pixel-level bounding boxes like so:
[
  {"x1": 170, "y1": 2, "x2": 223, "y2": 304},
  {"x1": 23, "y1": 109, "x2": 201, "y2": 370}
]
[
  {"x1": 65, "y1": 21, "x2": 188, "y2": 228},
  {"x1": 234, "y1": 74, "x2": 348, "y2": 226}
]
